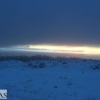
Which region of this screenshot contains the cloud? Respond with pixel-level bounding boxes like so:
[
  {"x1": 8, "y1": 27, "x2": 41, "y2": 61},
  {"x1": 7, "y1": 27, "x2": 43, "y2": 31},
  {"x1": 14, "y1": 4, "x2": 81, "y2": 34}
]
[{"x1": 0, "y1": 0, "x2": 100, "y2": 47}]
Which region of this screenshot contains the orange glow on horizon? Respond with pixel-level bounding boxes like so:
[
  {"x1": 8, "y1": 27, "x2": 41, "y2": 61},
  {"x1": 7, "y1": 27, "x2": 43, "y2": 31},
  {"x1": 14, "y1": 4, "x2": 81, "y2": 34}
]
[{"x1": 28, "y1": 45, "x2": 100, "y2": 55}]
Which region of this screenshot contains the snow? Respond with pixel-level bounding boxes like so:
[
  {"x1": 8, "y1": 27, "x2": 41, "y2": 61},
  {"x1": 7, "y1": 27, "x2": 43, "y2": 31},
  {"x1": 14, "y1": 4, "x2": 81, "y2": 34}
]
[{"x1": 0, "y1": 59, "x2": 100, "y2": 100}]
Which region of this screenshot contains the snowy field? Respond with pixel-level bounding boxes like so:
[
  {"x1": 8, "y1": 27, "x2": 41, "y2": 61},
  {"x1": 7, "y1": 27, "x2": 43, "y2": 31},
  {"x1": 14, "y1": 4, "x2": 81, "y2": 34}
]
[{"x1": 0, "y1": 59, "x2": 100, "y2": 100}]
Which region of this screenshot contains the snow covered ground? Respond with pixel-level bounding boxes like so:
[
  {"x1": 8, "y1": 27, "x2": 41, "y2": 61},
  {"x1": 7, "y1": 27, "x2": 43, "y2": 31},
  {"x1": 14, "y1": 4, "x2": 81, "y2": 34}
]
[{"x1": 0, "y1": 59, "x2": 100, "y2": 100}]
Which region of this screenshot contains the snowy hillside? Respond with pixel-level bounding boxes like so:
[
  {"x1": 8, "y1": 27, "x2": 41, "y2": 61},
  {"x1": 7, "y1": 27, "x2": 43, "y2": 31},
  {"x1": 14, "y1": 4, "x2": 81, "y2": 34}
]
[{"x1": 0, "y1": 59, "x2": 100, "y2": 100}]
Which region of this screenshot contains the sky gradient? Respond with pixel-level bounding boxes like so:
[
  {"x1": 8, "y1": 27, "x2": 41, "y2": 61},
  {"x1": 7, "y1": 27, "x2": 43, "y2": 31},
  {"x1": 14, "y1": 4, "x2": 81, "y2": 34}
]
[{"x1": 0, "y1": 0, "x2": 100, "y2": 58}]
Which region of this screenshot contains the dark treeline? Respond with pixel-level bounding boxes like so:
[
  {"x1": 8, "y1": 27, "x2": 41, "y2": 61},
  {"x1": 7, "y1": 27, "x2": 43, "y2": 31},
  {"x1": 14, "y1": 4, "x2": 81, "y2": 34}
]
[{"x1": 0, "y1": 55, "x2": 82, "y2": 62}]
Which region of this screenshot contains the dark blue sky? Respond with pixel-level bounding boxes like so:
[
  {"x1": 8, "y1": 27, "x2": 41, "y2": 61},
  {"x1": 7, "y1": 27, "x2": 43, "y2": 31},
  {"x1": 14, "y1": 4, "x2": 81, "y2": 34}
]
[{"x1": 0, "y1": 0, "x2": 100, "y2": 47}]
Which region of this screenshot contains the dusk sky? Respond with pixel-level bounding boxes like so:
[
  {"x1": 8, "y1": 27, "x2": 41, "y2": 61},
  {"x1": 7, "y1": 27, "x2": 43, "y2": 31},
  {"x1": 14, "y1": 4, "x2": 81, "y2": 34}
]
[{"x1": 0, "y1": 0, "x2": 100, "y2": 58}]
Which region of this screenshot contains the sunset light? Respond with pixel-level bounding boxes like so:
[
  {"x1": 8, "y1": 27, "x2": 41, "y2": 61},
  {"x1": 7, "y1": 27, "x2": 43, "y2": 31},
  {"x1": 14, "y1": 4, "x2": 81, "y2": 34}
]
[
  {"x1": 28, "y1": 45, "x2": 100, "y2": 55},
  {"x1": 5, "y1": 44, "x2": 100, "y2": 55}
]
